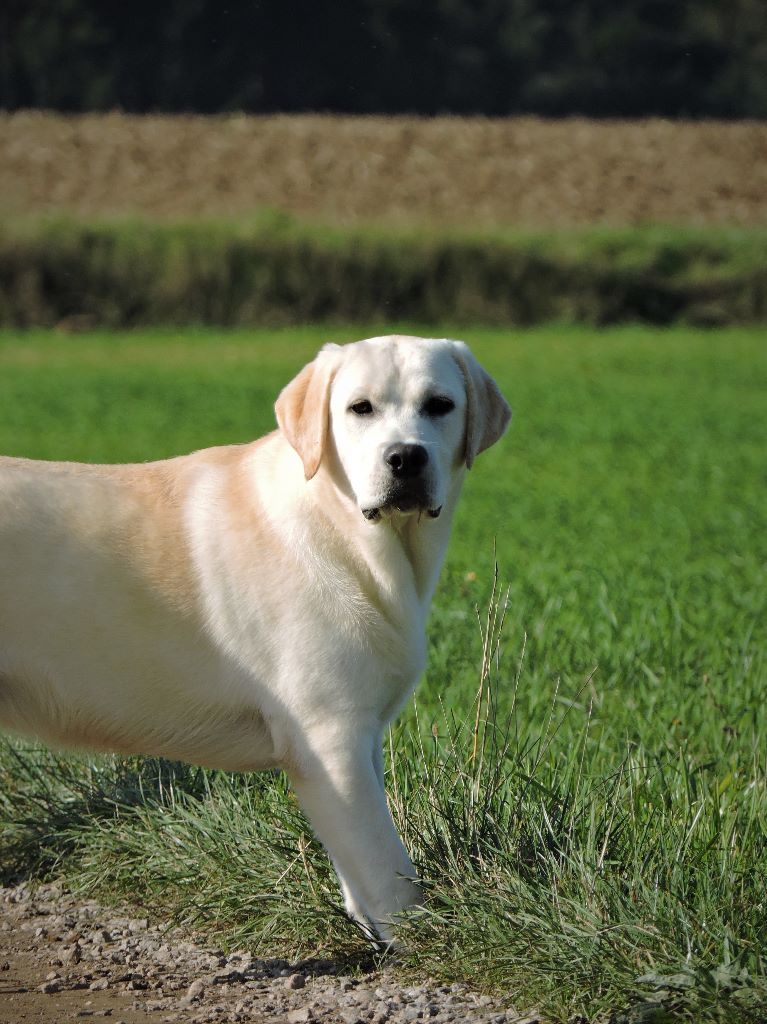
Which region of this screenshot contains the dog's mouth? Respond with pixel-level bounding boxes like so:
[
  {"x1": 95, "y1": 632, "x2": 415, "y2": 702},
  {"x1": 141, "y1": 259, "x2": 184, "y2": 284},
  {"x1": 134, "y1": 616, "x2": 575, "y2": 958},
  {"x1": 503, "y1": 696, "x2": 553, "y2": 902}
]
[
  {"x1": 361, "y1": 504, "x2": 442, "y2": 522},
  {"x1": 361, "y1": 480, "x2": 442, "y2": 523}
]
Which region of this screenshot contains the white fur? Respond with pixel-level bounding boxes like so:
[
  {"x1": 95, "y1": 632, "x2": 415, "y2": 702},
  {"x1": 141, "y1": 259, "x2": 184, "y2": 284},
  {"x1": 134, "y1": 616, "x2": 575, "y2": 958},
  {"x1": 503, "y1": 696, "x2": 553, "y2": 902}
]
[{"x1": 0, "y1": 334, "x2": 510, "y2": 941}]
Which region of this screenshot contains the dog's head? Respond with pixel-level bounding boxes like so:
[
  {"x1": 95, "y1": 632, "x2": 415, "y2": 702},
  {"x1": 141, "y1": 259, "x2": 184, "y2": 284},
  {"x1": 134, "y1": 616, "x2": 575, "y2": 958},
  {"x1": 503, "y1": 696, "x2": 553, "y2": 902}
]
[{"x1": 275, "y1": 336, "x2": 510, "y2": 522}]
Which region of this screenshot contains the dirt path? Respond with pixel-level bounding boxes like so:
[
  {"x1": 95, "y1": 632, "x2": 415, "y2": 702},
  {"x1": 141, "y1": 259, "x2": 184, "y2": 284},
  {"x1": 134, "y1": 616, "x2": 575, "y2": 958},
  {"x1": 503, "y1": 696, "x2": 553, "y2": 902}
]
[{"x1": 0, "y1": 883, "x2": 536, "y2": 1024}]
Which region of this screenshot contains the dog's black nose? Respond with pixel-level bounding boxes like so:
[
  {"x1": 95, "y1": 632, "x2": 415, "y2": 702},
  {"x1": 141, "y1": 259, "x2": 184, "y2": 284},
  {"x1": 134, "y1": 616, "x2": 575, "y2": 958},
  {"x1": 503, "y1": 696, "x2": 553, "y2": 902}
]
[{"x1": 384, "y1": 443, "x2": 429, "y2": 479}]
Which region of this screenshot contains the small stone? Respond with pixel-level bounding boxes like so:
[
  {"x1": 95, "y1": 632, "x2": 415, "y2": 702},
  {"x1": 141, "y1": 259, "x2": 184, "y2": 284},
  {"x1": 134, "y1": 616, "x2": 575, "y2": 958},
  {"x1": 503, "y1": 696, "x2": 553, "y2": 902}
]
[
  {"x1": 186, "y1": 978, "x2": 206, "y2": 1000},
  {"x1": 340, "y1": 1011, "x2": 363, "y2": 1024},
  {"x1": 212, "y1": 968, "x2": 243, "y2": 984},
  {"x1": 89, "y1": 979, "x2": 109, "y2": 991},
  {"x1": 40, "y1": 980, "x2": 61, "y2": 993},
  {"x1": 125, "y1": 978, "x2": 148, "y2": 991},
  {"x1": 287, "y1": 1010, "x2": 313, "y2": 1024},
  {"x1": 63, "y1": 944, "x2": 82, "y2": 965},
  {"x1": 285, "y1": 973, "x2": 306, "y2": 990}
]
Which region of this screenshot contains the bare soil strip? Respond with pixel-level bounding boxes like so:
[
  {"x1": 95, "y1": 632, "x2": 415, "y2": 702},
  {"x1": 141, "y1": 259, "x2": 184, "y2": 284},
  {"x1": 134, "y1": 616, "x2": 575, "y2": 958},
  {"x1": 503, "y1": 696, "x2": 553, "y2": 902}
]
[{"x1": 2, "y1": 113, "x2": 766, "y2": 228}]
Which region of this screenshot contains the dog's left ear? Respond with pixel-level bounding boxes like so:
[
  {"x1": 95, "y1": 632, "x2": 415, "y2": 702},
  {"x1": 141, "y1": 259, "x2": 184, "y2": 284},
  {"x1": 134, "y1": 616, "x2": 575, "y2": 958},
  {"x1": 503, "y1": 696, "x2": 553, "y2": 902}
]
[
  {"x1": 451, "y1": 341, "x2": 512, "y2": 468},
  {"x1": 275, "y1": 344, "x2": 342, "y2": 480}
]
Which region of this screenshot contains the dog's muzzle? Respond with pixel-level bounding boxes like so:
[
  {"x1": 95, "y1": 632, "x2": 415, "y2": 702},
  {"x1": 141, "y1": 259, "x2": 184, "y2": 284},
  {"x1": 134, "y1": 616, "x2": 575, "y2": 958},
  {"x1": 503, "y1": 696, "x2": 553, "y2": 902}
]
[{"x1": 361, "y1": 443, "x2": 441, "y2": 522}]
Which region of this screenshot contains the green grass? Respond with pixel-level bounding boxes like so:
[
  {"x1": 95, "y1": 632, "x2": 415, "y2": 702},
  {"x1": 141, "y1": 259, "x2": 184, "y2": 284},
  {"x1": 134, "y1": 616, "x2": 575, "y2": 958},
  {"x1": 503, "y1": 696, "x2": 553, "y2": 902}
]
[{"x1": 0, "y1": 325, "x2": 765, "y2": 1022}]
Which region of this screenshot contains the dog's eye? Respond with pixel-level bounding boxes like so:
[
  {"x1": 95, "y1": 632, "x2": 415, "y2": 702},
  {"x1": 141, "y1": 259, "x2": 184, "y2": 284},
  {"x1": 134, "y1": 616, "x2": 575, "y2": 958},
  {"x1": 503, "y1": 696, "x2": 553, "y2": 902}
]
[
  {"x1": 423, "y1": 396, "x2": 455, "y2": 417},
  {"x1": 349, "y1": 400, "x2": 374, "y2": 416}
]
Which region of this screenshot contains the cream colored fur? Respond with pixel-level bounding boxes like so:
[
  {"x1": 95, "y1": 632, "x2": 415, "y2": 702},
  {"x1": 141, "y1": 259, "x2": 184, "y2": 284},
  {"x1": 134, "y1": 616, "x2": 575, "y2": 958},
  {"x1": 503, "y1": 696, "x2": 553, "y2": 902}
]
[{"x1": 0, "y1": 335, "x2": 510, "y2": 941}]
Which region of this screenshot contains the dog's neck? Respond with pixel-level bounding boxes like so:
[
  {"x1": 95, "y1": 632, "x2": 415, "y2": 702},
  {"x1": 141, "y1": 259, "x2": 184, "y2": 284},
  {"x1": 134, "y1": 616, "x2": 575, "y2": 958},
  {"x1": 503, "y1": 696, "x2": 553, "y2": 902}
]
[
  {"x1": 310, "y1": 463, "x2": 463, "y2": 613},
  {"x1": 382, "y1": 481, "x2": 463, "y2": 605}
]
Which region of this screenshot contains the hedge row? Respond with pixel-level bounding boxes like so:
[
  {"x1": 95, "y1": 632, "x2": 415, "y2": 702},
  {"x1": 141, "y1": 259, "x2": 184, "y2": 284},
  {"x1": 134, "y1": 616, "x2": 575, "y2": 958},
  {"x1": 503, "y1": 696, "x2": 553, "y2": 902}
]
[{"x1": 1, "y1": 216, "x2": 766, "y2": 328}]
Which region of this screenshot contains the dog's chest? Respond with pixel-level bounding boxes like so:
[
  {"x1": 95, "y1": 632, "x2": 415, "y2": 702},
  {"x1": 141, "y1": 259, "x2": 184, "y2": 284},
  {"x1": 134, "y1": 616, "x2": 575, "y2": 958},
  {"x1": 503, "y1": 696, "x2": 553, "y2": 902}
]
[{"x1": 209, "y1": 565, "x2": 426, "y2": 718}]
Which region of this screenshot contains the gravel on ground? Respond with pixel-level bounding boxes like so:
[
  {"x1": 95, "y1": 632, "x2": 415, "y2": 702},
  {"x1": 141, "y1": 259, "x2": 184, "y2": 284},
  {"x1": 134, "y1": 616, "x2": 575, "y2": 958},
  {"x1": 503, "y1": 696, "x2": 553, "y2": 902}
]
[{"x1": 0, "y1": 882, "x2": 539, "y2": 1024}]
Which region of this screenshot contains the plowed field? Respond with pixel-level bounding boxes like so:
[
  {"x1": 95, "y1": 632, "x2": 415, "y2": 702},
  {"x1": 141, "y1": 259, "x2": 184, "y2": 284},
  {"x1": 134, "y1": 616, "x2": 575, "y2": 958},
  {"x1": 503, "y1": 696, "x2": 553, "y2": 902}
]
[{"x1": 3, "y1": 112, "x2": 766, "y2": 228}]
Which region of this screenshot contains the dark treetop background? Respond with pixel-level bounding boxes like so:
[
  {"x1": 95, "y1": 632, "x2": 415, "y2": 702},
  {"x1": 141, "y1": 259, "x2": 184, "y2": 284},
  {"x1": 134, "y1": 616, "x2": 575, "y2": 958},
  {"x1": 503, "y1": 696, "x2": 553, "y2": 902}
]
[{"x1": 3, "y1": 0, "x2": 766, "y2": 118}]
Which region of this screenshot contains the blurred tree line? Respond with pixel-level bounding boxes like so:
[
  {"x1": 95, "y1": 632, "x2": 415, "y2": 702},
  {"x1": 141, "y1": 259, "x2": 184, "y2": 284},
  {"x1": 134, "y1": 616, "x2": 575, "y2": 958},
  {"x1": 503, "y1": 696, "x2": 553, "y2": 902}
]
[{"x1": 2, "y1": 0, "x2": 766, "y2": 118}]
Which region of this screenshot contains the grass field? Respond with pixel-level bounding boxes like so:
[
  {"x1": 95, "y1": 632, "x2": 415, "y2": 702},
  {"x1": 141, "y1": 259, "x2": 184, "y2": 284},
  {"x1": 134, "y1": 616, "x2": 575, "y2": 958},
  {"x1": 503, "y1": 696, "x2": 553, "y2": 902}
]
[{"x1": 0, "y1": 326, "x2": 765, "y2": 1023}]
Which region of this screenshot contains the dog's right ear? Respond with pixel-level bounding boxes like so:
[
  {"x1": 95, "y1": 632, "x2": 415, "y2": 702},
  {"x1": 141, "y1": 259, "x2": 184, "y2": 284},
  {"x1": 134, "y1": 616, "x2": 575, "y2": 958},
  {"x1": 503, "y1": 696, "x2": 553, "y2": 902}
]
[{"x1": 275, "y1": 345, "x2": 342, "y2": 480}]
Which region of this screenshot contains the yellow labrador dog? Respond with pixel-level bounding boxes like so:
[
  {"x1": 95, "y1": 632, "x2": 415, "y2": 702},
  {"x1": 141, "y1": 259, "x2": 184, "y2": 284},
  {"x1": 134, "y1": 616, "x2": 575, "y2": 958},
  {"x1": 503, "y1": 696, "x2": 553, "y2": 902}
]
[{"x1": 0, "y1": 335, "x2": 510, "y2": 941}]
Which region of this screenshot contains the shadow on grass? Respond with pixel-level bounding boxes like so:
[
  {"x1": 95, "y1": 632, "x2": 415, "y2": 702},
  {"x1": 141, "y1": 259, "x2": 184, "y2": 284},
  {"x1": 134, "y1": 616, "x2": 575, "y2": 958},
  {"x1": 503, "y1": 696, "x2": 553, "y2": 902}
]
[{"x1": 0, "y1": 743, "x2": 208, "y2": 883}]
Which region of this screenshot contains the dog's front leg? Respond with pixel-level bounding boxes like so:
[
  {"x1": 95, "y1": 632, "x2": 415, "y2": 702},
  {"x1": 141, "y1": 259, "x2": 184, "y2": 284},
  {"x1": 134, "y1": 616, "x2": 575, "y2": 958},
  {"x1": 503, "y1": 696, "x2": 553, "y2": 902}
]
[{"x1": 289, "y1": 729, "x2": 421, "y2": 943}]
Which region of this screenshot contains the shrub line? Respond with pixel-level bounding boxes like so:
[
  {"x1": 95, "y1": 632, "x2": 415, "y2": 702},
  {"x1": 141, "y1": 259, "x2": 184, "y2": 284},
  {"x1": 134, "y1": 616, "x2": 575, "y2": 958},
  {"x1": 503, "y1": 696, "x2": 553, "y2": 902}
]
[{"x1": 1, "y1": 216, "x2": 766, "y2": 328}]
